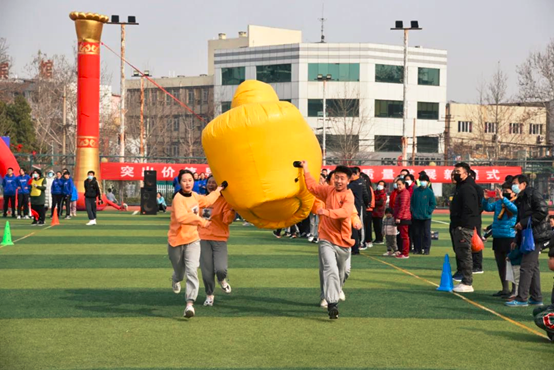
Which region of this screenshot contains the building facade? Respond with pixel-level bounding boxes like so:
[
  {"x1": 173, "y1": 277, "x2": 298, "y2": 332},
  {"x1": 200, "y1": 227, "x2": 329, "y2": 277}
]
[
  {"x1": 213, "y1": 26, "x2": 447, "y2": 164},
  {"x1": 125, "y1": 75, "x2": 214, "y2": 159},
  {"x1": 445, "y1": 102, "x2": 549, "y2": 161}
]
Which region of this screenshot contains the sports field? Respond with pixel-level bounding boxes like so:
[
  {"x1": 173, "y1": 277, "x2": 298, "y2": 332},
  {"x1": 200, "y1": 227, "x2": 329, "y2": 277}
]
[{"x1": 0, "y1": 212, "x2": 552, "y2": 370}]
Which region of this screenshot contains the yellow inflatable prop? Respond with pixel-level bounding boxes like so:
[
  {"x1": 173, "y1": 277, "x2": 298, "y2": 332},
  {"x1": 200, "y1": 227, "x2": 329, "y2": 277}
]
[{"x1": 202, "y1": 80, "x2": 322, "y2": 229}]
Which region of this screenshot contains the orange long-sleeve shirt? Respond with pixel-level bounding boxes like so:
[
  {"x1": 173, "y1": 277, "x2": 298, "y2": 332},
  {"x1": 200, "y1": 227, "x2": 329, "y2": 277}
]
[
  {"x1": 312, "y1": 197, "x2": 360, "y2": 227},
  {"x1": 305, "y1": 172, "x2": 355, "y2": 248},
  {"x1": 168, "y1": 190, "x2": 221, "y2": 247},
  {"x1": 198, "y1": 196, "x2": 236, "y2": 242}
]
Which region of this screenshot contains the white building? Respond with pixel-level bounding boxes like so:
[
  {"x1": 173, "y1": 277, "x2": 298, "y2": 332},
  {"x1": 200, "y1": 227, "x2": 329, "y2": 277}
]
[{"x1": 213, "y1": 25, "x2": 447, "y2": 162}]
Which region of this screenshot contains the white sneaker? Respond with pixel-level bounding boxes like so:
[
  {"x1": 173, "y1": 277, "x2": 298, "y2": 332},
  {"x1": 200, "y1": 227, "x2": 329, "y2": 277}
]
[
  {"x1": 320, "y1": 299, "x2": 328, "y2": 308},
  {"x1": 453, "y1": 283, "x2": 474, "y2": 293},
  {"x1": 339, "y1": 290, "x2": 346, "y2": 301},
  {"x1": 359, "y1": 245, "x2": 368, "y2": 251},
  {"x1": 366, "y1": 242, "x2": 374, "y2": 248},
  {"x1": 184, "y1": 305, "x2": 195, "y2": 318},
  {"x1": 24, "y1": 216, "x2": 30, "y2": 220},
  {"x1": 172, "y1": 281, "x2": 181, "y2": 294},
  {"x1": 203, "y1": 296, "x2": 214, "y2": 306},
  {"x1": 17, "y1": 216, "x2": 21, "y2": 220},
  {"x1": 308, "y1": 236, "x2": 314, "y2": 242},
  {"x1": 383, "y1": 252, "x2": 392, "y2": 257},
  {"x1": 86, "y1": 219, "x2": 96, "y2": 226},
  {"x1": 219, "y1": 280, "x2": 232, "y2": 294}
]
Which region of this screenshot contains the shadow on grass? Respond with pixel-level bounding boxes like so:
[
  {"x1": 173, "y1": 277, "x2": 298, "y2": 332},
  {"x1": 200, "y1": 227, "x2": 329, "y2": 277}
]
[{"x1": 460, "y1": 326, "x2": 549, "y2": 343}]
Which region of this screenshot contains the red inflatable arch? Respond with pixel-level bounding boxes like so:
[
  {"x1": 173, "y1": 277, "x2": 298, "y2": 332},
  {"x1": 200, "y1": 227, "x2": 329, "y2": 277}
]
[{"x1": 0, "y1": 139, "x2": 20, "y2": 176}]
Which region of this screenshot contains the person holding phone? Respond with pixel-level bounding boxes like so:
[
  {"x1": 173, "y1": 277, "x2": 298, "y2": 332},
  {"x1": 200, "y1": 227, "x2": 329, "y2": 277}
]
[{"x1": 482, "y1": 183, "x2": 518, "y2": 298}]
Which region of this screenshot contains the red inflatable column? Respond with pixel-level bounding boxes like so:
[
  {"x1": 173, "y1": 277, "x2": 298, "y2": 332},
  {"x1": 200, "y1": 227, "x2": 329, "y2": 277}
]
[{"x1": 69, "y1": 12, "x2": 108, "y2": 209}]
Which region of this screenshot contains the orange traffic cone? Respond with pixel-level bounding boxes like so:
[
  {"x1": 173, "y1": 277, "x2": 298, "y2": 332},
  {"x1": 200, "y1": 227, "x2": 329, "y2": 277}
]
[{"x1": 51, "y1": 207, "x2": 60, "y2": 226}]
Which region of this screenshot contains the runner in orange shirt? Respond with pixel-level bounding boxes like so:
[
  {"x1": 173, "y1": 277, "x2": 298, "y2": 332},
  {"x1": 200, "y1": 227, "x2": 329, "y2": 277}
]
[{"x1": 167, "y1": 170, "x2": 224, "y2": 318}]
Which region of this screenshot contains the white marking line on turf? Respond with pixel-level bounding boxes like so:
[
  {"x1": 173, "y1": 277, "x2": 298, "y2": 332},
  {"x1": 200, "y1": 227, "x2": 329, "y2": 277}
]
[
  {"x1": 361, "y1": 253, "x2": 549, "y2": 339},
  {"x1": 432, "y1": 219, "x2": 450, "y2": 225},
  {"x1": 0, "y1": 226, "x2": 53, "y2": 248}
]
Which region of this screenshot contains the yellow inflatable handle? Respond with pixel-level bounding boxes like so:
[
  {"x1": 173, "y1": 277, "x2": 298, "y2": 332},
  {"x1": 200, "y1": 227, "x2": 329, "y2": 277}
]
[{"x1": 202, "y1": 80, "x2": 322, "y2": 229}]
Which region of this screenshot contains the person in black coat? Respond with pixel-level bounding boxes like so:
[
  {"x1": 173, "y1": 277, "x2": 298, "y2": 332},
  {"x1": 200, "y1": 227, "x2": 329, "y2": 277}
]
[
  {"x1": 450, "y1": 162, "x2": 480, "y2": 293},
  {"x1": 469, "y1": 169, "x2": 484, "y2": 274},
  {"x1": 506, "y1": 174, "x2": 548, "y2": 306},
  {"x1": 84, "y1": 170, "x2": 102, "y2": 226},
  {"x1": 348, "y1": 167, "x2": 370, "y2": 254}
]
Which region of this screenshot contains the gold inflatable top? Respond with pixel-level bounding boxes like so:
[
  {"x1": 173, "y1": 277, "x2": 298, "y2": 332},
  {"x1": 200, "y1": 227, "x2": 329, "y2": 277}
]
[{"x1": 69, "y1": 12, "x2": 109, "y2": 23}]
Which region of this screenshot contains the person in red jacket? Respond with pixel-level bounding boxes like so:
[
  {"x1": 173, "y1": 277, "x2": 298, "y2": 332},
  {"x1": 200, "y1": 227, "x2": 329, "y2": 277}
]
[
  {"x1": 372, "y1": 180, "x2": 387, "y2": 244},
  {"x1": 404, "y1": 174, "x2": 416, "y2": 196},
  {"x1": 393, "y1": 178, "x2": 412, "y2": 259}
]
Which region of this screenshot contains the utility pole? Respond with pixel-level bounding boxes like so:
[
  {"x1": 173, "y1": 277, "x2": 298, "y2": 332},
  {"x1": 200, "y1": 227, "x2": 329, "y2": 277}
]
[
  {"x1": 391, "y1": 21, "x2": 422, "y2": 166},
  {"x1": 107, "y1": 15, "x2": 139, "y2": 163},
  {"x1": 319, "y1": 4, "x2": 326, "y2": 43}
]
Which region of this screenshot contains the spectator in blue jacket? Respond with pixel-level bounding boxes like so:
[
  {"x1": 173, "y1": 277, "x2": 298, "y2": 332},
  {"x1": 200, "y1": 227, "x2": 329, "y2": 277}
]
[
  {"x1": 50, "y1": 171, "x2": 63, "y2": 217},
  {"x1": 410, "y1": 174, "x2": 437, "y2": 255},
  {"x1": 16, "y1": 168, "x2": 31, "y2": 219},
  {"x1": 192, "y1": 172, "x2": 201, "y2": 193},
  {"x1": 482, "y1": 182, "x2": 518, "y2": 298},
  {"x1": 172, "y1": 175, "x2": 181, "y2": 195},
  {"x1": 61, "y1": 171, "x2": 74, "y2": 219},
  {"x1": 2, "y1": 167, "x2": 17, "y2": 218},
  {"x1": 198, "y1": 173, "x2": 208, "y2": 195},
  {"x1": 70, "y1": 181, "x2": 78, "y2": 217}
]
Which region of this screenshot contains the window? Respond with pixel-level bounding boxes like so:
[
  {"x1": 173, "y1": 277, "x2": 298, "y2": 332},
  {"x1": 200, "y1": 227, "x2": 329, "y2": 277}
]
[
  {"x1": 375, "y1": 100, "x2": 403, "y2": 118},
  {"x1": 308, "y1": 99, "x2": 360, "y2": 117},
  {"x1": 375, "y1": 135, "x2": 402, "y2": 152},
  {"x1": 417, "y1": 102, "x2": 439, "y2": 120},
  {"x1": 418, "y1": 68, "x2": 440, "y2": 86},
  {"x1": 308, "y1": 63, "x2": 360, "y2": 81},
  {"x1": 256, "y1": 64, "x2": 291, "y2": 83},
  {"x1": 188, "y1": 90, "x2": 194, "y2": 104},
  {"x1": 222, "y1": 67, "x2": 245, "y2": 85},
  {"x1": 417, "y1": 136, "x2": 439, "y2": 153},
  {"x1": 171, "y1": 143, "x2": 179, "y2": 157},
  {"x1": 221, "y1": 101, "x2": 232, "y2": 113},
  {"x1": 375, "y1": 64, "x2": 404, "y2": 84},
  {"x1": 509, "y1": 123, "x2": 523, "y2": 134},
  {"x1": 529, "y1": 123, "x2": 543, "y2": 135},
  {"x1": 458, "y1": 121, "x2": 472, "y2": 133},
  {"x1": 202, "y1": 89, "x2": 209, "y2": 103},
  {"x1": 315, "y1": 134, "x2": 359, "y2": 152},
  {"x1": 173, "y1": 117, "x2": 179, "y2": 131},
  {"x1": 484, "y1": 122, "x2": 497, "y2": 134}
]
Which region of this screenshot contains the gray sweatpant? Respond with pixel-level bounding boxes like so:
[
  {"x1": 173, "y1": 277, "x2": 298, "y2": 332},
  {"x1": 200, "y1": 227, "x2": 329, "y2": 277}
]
[
  {"x1": 319, "y1": 239, "x2": 350, "y2": 304},
  {"x1": 200, "y1": 240, "x2": 229, "y2": 295},
  {"x1": 310, "y1": 214, "x2": 320, "y2": 238},
  {"x1": 168, "y1": 241, "x2": 201, "y2": 302}
]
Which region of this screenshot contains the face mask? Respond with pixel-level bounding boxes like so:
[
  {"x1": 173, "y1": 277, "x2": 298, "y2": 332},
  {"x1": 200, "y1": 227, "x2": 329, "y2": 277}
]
[
  {"x1": 511, "y1": 184, "x2": 521, "y2": 194},
  {"x1": 420, "y1": 181, "x2": 428, "y2": 188},
  {"x1": 453, "y1": 174, "x2": 462, "y2": 183},
  {"x1": 406, "y1": 180, "x2": 413, "y2": 186},
  {"x1": 377, "y1": 185, "x2": 384, "y2": 191},
  {"x1": 87, "y1": 176, "x2": 93, "y2": 180},
  {"x1": 47, "y1": 173, "x2": 53, "y2": 178},
  {"x1": 502, "y1": 192, "x2": 511, "y2": 199},
  {"x1": 32, "y1": 174, "x2": 38, "y2": 179},
  {"x1": 393, "y1": 183, "x2": 398, "y2": 189}
]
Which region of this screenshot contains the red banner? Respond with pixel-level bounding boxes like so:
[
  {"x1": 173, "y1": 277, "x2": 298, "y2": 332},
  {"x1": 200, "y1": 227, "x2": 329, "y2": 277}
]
[{"x1": 100, "y1": 163, "x2": 521, "y2": 184}]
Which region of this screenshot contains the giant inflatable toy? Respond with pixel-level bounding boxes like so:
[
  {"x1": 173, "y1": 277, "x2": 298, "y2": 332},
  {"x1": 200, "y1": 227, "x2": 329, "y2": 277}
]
[
  {"x1": 0, "y1": 139, "x2": 20, "y2": 176},
  {"x1": 202, "y1": 80, "x2": 322, "y2": 229}
]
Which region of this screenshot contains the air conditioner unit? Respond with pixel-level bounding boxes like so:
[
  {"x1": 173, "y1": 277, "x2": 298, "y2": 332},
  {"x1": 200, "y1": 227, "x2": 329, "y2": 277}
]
[{"x1": 537, "y1": 135, "x2": 544, "y2": 144}]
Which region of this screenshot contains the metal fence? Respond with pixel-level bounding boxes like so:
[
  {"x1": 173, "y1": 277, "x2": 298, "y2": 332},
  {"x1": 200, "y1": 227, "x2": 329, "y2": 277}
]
[{"x1": 6, "y1": 153, "x2": 554, "y2": 206}]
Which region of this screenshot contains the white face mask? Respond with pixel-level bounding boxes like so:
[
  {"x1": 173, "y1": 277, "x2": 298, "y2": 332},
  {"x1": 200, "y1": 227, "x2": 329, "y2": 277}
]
[
  {"x1": 377, "y1": 185, "x2": 384, "y2": 191},
  {"x1": 87, "y1": 176, "x2": 93, "y2": 180},
  {"x1": 406, "y1": 180, "x2": 413, "y2": 186},
  {"x1": 420, "y1": 181, "x2": 428, "y2": 188},
  {"x1": 32, "y1": 174, "x2": 38, "y2": 179}
]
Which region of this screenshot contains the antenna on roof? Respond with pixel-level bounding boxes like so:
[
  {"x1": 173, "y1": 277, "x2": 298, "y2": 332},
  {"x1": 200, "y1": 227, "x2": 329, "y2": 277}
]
[{"x1": 319, "y1": 3, "x2": 326, "y2": 43}]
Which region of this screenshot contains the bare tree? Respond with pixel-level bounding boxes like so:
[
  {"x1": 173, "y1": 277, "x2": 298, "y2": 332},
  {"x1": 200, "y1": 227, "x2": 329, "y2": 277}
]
[
  {"x1": 0, "y1": 38, "x2": 13, "y2": 75},
  {"x1": 467, "y1": 64, "x2": 537, "y2": 160},
  {"x1": 325, "y1": 85, "x2": 375, "y2": 164},
  {"x1": 517, "y1": 39, "x2": 554, "y2": 150}
]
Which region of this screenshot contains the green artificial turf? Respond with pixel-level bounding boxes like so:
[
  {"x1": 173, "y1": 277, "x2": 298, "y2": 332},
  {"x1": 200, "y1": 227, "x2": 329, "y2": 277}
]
[{"x1": 0, "y1": 212, "x2": 553, "y2": 370}]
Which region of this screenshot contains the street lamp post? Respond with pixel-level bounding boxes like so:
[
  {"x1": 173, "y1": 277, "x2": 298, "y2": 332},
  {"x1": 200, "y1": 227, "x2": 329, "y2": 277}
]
[
  {"x1": 317, "y1": 73, "x2": 332, "y2": 165},
  {"x1": 108, "y1": 15, "x2": 139, "y2": 163},
  {"x1": 391, "y1": 20, "x2": 421, "y2": 166}
]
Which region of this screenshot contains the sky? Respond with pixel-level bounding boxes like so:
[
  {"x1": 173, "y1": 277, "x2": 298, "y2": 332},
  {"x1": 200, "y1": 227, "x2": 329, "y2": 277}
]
[{"x1": 1, "y1": 0, "x2": 553, "y2": 103}]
